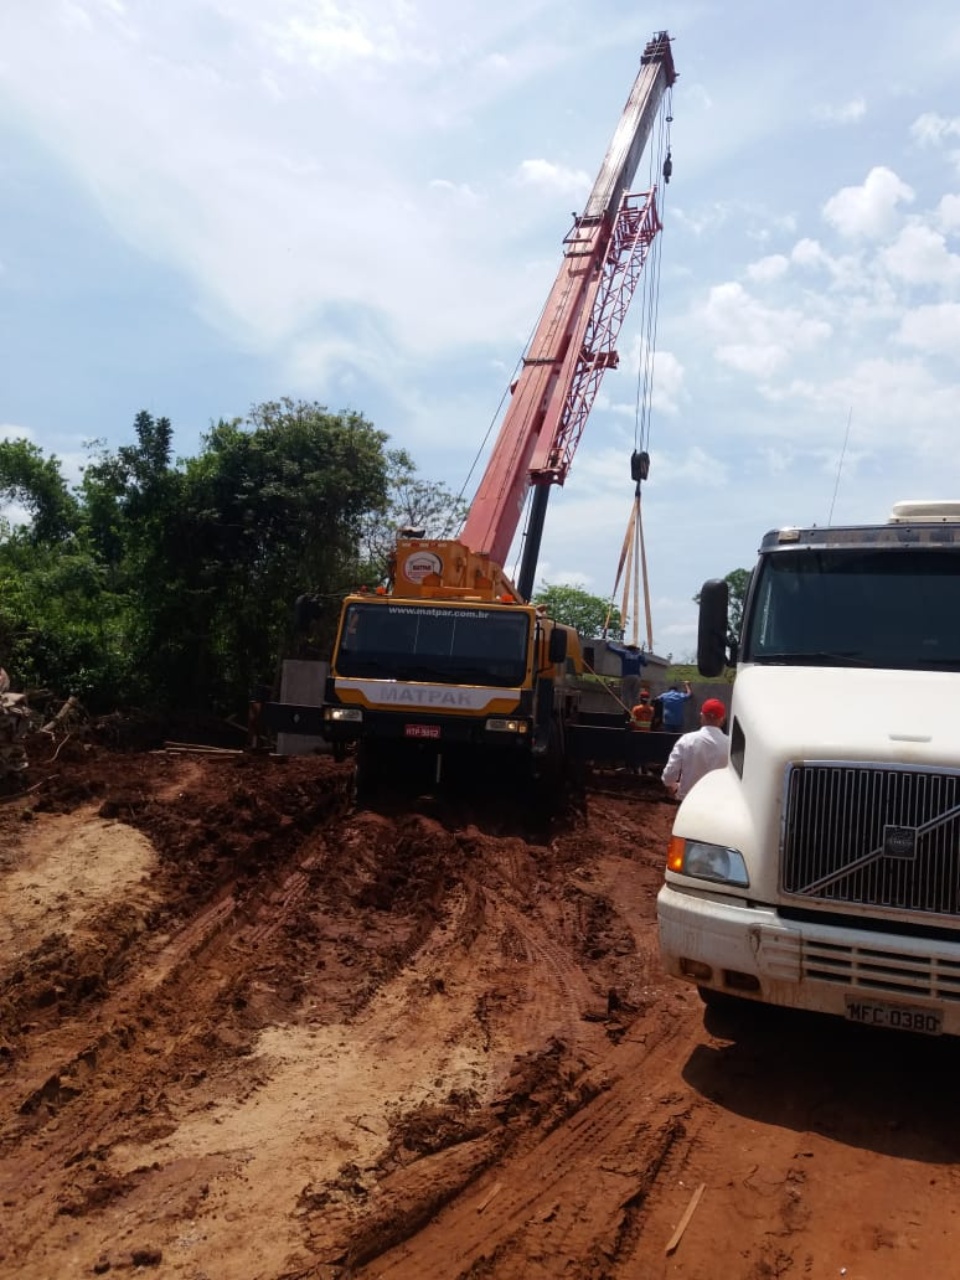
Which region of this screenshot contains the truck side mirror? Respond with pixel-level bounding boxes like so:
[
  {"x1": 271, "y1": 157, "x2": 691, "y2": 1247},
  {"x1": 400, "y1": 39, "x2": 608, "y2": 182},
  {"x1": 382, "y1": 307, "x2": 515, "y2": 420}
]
[
  {"x1": 698, "y1": 579, "x2": 729, "y2": 677},
  {"x1": 548, "y1": 628, "x2": 568, "y2": 664}
]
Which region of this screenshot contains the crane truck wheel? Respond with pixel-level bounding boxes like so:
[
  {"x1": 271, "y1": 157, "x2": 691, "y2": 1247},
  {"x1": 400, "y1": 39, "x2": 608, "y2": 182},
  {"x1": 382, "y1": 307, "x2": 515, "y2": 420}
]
[
  {"x1": 530, "y1": 717, "x2": 571, "y2": 803},
  {"x1": 353, "y1": 740, "x2": 387, "y2": 808}
]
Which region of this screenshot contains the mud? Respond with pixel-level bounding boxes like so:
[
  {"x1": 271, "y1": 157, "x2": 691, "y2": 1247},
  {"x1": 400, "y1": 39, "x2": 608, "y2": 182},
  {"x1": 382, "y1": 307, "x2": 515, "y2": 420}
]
[{"x1": 0, "y1": 737, "x2": 958, "y2": 1279}]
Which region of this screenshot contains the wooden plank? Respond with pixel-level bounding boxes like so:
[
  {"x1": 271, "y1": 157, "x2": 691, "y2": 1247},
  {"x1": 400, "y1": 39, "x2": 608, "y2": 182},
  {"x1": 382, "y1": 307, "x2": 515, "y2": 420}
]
[
  {"x1": 475, "y1": 1182, "x2": 502, "y2": 1214},
  {"x1": 664, "y1": 1182, "x2": 705, "y2": 1255}
]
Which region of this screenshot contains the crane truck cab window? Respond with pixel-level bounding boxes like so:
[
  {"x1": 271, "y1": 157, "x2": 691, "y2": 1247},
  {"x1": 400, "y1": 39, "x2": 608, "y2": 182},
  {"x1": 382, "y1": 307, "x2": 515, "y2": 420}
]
[{"x1": 335, "y1": 603, "x2": 530, "y2": 686}]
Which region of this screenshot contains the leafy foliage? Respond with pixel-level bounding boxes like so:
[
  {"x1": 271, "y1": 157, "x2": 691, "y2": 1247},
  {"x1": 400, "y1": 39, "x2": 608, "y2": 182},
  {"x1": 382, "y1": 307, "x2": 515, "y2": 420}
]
[
  {"x1": 0, "y1": 400, "x2": 422, "y2": 712},
  {"x1": 0, "y1": 539, "x2": 130, "y2": 701},
  {"x1": 533, "y1": 582, "x2": 623, "y2": 638},
  {"x1": 0, "y1": 438, "x2": 79, "y2": 543}
]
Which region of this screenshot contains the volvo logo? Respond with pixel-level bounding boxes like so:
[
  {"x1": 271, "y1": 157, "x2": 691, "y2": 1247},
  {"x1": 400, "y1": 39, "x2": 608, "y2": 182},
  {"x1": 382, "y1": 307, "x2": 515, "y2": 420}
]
[{"x1": 883, "y1": 824, "x2": 918, "y2": 860}]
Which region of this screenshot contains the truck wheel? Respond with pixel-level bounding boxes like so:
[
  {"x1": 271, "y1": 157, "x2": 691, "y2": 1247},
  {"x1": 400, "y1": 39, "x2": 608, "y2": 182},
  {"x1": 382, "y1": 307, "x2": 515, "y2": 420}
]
[
  {"x1": 353, "y1": 741, "x2": 385, "y2": 807},
  {"x1": 697, "y1": 986, "x2": 766, "y2": 1032},
  {"x1": 697, "y1": 986, "x2": 744, "y2": 1011},
  {"x1": 538, "y1": 717, "x2": 565, "y2": 776}
]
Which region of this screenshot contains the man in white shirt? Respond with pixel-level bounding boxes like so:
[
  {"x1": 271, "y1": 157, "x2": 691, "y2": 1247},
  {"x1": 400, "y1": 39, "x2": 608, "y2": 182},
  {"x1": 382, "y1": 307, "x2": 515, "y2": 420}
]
[{"x1": 661, "y1": 697, "x2": 728, "y2": 800}]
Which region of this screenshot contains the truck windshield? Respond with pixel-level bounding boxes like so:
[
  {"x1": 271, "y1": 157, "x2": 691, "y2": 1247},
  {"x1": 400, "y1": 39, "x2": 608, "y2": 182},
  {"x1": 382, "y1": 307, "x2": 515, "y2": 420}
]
[
  {"x1": 335, "y1": 603, "x2": 530, "y2": 686},
  {"x1": 743, "y1": 547, "x2": 960, "y2": 670}
]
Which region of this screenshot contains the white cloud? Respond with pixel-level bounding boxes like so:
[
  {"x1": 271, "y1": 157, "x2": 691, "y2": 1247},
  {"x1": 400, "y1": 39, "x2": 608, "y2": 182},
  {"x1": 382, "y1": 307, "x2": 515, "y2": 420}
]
[
  {"x1": 896, "y1": 302, "x2": 960, "y2": 354},
  {"x1": 0, "y1": 0, "x2": 593, "y2": 365},
  {"x1": 263, "y1": 1, "x2": 453, "y2": 72},
  {"x1": 814, "y1": 98, "x2": 867, "y2": 125},
  {"x1": 650, "y1": 350, "x2": 685, "y2": 415},
  {"x1": 617, "y1": 343, "x2": 685, "y2": 416},
  {"x1": 0, "y1": 423, "x2": 34, "y2": 442},
  {"x1": 790, "y1": 238, "x2": 830, "y2": 269},
  {"x1": 429, "y1": 178, "x2": 480, "y2": 203},
  {"x1": 698, "y1": 282, "x2": 831, "y2": 376},
  {"x1": 757, "y1": 443, "x2": 793, "y2": 476},
  {"x1": 746, "y1": 253, "x2": 789, "y2": 283},
  {"x1": 910, "y1": 112, "x2": 960, "y2": 147},
  {"x1": 936, "y1": 193, "x2": 960, "y2": 233},
  {"x1": 273, "y1": 15, "x2": 395, "y2": 69},
  {"x1": 782, "y1": 357, "x2": 958, "y2": 453},
  {"x1": 540, "y1": 565, "x2": 593, "y2": 590},
  {"x1": 880, "y1": 223, "x2": 960, "y2": 286},
  {"x1": 654, "y1": 444, "x2": 729, "y2": 487},
  {"x1": 822, "y1": 167, "x2": 915, "y2": 239},
  {"x1": 514, "y1": 159, "x2": 592, "y2": 200},
  {"x1": 716, "y1": 344, "x2": 787, "y2": 378},
  {"x1": 670, "y1": 202, "x2": 733, "y2": 238}
]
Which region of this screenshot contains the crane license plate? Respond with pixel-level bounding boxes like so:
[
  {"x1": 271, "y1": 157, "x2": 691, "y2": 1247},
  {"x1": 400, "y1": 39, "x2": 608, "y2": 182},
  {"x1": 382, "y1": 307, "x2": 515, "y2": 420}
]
[
  {"x1": 405, "y1": 724, "x2": 441, "y2": 739},
  {"x1": 845, "y1": 996, "x2": 942, "y2": 1035}
]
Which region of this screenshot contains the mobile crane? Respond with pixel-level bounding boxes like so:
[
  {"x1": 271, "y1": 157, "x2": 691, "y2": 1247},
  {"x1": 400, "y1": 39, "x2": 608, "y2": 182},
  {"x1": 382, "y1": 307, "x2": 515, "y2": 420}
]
[{"x1": 259, "y1": 32, "x2": 677, "y2": 797}]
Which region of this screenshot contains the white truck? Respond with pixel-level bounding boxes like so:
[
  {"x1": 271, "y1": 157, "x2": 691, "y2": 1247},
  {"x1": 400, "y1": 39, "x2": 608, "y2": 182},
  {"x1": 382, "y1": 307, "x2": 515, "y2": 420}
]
[{"x1": 657, "y1": 500, "x2": 960, "y2": 1037}]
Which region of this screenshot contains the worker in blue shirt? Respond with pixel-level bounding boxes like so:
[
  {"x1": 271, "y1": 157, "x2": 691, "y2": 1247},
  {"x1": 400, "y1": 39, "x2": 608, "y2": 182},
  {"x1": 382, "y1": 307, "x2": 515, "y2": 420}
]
[
  {"x1": 606, "y1": 640, "x2": 647, "y2": 710},
  {"x1": 654, "y1": 680, "x2": 693, "y2": 732}
]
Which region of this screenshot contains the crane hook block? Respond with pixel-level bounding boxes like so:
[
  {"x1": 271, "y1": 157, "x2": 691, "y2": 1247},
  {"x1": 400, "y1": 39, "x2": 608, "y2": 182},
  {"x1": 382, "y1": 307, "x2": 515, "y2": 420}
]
[
  {"x1": 631, "y1": 450, "x2": 650, "y2": 483},
  {"x1": 663, "y1": 151, "x2": 673, "y2": 184}
]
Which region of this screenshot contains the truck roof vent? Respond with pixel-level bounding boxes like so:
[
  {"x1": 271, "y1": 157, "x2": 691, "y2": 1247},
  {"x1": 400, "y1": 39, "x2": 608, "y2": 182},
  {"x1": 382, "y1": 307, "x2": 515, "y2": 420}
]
[{"x1": 888, "y1": 500, "x2": 960, "y2": 524}]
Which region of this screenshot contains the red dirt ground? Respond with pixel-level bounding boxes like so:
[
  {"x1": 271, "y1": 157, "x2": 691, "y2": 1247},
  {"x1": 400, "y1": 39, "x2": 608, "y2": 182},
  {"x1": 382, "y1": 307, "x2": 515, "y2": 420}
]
[{"x1": 1, "y1": 734, "x2": 958, "y2": 1279}]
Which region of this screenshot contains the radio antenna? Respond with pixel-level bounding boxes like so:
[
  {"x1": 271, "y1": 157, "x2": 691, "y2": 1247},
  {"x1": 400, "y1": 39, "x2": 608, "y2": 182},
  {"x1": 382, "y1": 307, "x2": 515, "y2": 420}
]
[{"x1": 828, "y1": 408, "x2": 853, "y2": 525}]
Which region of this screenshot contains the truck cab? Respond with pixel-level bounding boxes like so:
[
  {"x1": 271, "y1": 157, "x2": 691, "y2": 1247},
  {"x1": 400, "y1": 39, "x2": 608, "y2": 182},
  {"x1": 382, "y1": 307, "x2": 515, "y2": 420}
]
[
  {"x1": 657, "y1": 501, "x2": 960, "y2": 1037},
  {"x1": 321, "y1": 590, "x2": 582, "y2": 797}
]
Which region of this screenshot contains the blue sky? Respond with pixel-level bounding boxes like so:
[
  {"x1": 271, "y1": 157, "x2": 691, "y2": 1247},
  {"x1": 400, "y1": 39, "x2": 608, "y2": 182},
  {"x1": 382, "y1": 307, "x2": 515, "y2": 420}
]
[{"x1": 3, "y1": 1, "x2": 960, "y2": 659}]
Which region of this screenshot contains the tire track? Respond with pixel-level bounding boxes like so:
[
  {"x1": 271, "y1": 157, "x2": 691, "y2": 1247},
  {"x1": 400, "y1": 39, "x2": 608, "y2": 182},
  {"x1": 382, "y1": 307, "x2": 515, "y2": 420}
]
[{"x1": 355, "y1": 1003, "x2": 698, "y2": 1278}]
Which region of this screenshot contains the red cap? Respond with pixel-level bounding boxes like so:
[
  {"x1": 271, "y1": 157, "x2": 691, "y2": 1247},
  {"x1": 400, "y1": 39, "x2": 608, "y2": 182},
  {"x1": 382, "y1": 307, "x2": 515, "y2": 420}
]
[{"x1": 701, "y1": 698, "x2": 726, "y2": 720}]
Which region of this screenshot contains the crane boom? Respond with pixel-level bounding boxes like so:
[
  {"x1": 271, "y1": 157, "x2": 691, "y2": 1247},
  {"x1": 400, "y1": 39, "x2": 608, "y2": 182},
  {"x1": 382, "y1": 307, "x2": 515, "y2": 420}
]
[{"x1": 459, "y1": 30, "x2": 676, "y2": 596}]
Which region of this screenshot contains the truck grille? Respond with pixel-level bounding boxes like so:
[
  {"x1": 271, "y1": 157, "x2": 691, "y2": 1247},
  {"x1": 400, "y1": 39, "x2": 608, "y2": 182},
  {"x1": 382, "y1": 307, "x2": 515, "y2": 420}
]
[{"x1": 782, "y1": 764, "x2": 960, "y2": 919}]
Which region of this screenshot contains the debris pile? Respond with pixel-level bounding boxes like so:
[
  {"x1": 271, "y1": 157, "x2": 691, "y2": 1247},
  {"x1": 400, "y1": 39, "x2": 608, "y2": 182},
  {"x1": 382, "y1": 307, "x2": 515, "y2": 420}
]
[{"x1": 0, "y1": 668, "x2": 37, "y2": 780}]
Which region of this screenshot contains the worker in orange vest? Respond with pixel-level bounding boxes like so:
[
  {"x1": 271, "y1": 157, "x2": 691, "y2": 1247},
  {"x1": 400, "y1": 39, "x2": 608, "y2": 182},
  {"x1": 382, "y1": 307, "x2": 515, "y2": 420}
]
[{"x1": 630, "y1": 688, "x2": 655, "y2": 731}]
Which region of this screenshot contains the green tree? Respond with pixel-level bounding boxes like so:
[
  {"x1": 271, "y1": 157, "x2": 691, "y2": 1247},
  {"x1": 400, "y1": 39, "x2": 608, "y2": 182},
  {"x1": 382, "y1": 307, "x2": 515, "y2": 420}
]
[
  {"x1": 0, "y1": 438, "x2": 79, "y2": 544},
  {"x1": 533, "y1": 582, "x2": 623, "y2": 638},
  {"x1": 141, "y1": 398, "x2": 393, "y2": 706},
  {"x1": 78, "y1": 411, "x2": 186, "y2": 703},
  {"x1": 0, "y1": 401, "x2": 397, "y2": 712},
  {"x1": 0, "y1": 437, "x2": 132, "y2": 702},
  {"x1": 0, "y1": 539, "x2": 130, "y2": 701}
]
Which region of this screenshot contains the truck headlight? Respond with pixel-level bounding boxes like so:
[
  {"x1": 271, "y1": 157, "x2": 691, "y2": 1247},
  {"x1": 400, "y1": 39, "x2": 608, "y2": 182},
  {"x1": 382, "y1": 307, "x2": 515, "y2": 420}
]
[
  {"x1": 667, "y1": 837, "x2": 749, "y2": 888},
  {"x1": 324, "y1": 707, "x2": 363, "y2": 723},
  {"x1": 485, "y1": 718, "x2": 529, "y2": 734}
]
